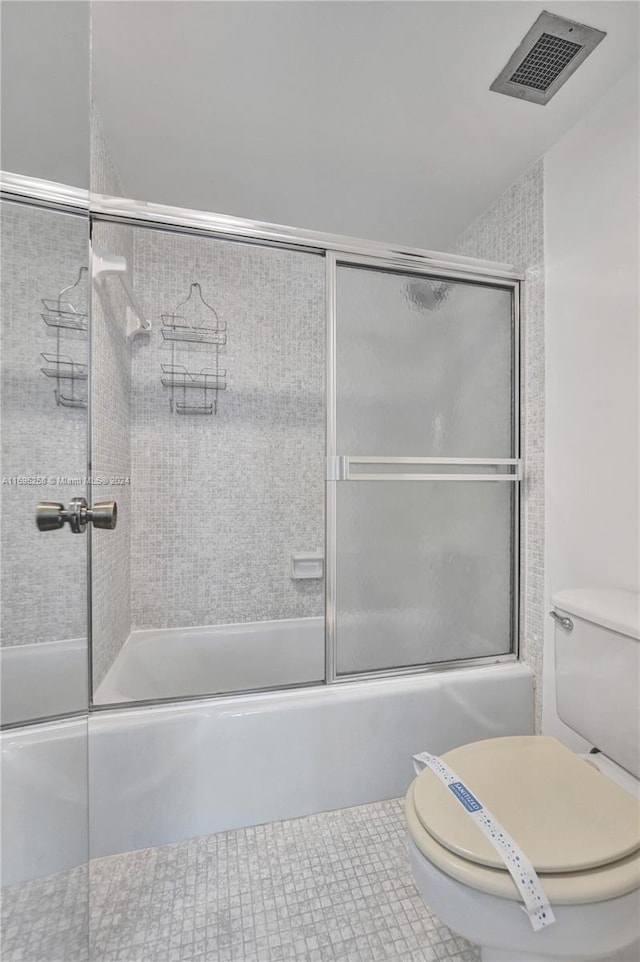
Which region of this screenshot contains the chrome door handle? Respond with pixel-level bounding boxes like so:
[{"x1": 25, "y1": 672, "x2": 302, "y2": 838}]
[
  {"x1": 36, "y1": 498, "x2": 117, "y2": 533},
  {"x1": 549, "y1": 610, "x2": 573, "y2": 632}
]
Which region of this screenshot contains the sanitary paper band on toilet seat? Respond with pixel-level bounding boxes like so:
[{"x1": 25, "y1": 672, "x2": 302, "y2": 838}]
[{"x1": 412, "y1": 751, "x2": 556, "y2": 932}]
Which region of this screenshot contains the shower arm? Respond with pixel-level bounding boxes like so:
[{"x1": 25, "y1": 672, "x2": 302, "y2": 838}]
[{"x1": 92, "y1": 245, "x2": 151, "y2": 339}]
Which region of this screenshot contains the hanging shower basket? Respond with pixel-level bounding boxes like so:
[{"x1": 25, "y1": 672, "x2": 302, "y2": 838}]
[
  {"x1": 160, "y1": 282, "x2": 228, "y2": 415},
  {"x1": 40, "y1": 266, "x2": 88, "y2": 409}
]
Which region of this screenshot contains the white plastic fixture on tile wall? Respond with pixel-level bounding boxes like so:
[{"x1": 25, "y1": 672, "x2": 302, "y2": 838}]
[
  {"x1": 290, "y1": 552, "x2": 324, "y2": 579},
  {"x1": 91, "y1": 245, "x2": 151, "y2": 339}
]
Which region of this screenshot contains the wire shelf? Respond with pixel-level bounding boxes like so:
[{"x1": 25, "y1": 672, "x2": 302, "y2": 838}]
[
  {"x1": 161, "y1": 316, "x2": 227, "y2": 345},
  {"x1": 160, "y1": 364, "x2": 227, "y2": 391},
  {"x1": 40, "y1": 353, "x2": 88, "y2": 380},
  {"x1": 56, "y1": 391, "x2": 87, "y2": 409},
  {"x1": 40, "y1": 353, "x2": 87, "y2": 409},
  {"x1": 40, "y1": 267, "x2": 88, "y2": 331},
  {"x1": 41, "y1": 307, "x2": 88, "y2": 332}
]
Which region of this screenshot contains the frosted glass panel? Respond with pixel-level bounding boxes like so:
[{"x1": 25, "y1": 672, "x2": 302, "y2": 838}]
[
  {"x1": 336, "y1": 481, "x2": 513, "y2": 674},
  {"x1": 336, "y1": 266, "x2": 514, "y2": 456}
]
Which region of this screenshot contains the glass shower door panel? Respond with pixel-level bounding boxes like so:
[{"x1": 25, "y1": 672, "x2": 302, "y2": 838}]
[
  {"x1": 0, "y1": 199, "x2": 90, "y2": 961},
  {"x1": 335, "y1": 481, "x2": 514, "y2": 675},
  {"x1": 1, "y1": 4, "x2": 91, "y2": 959},
  {"x1": 336, "y1": 265, "x2": 514, "y2": 457},
  {"x1": 0, "y1": 200, "x2": 89, "y2": 724},
  {"x1": 91, "y1": 223, "x2": 326, "y2": 707}
]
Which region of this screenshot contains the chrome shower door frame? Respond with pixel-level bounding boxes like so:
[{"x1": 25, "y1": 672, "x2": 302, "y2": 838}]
[
  {"x1": 2, "y1": 173, "x2": 524, "y2": 708},
  {"x1": 324, "y1": 250, "x2": 522, "y2": 684}
]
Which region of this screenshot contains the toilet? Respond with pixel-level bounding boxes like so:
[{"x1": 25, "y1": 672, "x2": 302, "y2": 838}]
[{"x1": 405, "y1": 588, "x2": 640, "y2": 962}]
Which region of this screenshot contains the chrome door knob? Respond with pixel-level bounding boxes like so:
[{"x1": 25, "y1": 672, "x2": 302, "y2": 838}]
[
  {"x1": 36, "y1": 498, "x2": 117, "y2": 533},
  {"x1": 35, "y1": 501, "x2": 67, "y2": 531},
  {"x1": 89, "y1": 501, "x2": 118, "y2": 530}
]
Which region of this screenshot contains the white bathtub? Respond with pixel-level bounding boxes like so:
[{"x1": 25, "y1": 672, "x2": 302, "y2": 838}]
[
  {"x1": 1, "y1": 717, "x2": 88, "y2": 886},
  {"x1": 89, "y1": 661, "x2": 534, "y2": 858},
  {"x1": 94, "y1": 616, "x2": 325, "y2": 704},
  {"x1": 3, "y1": 661, "x2": 533, "y2": 883},
  {"x1": 1, "y1": 638, "x2": 87, "y2": 726}
]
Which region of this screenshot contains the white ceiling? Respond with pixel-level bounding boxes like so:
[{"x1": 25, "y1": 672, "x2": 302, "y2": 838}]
[{"x1": 11, "y1": 1, "x2": 640, "y2": 250}]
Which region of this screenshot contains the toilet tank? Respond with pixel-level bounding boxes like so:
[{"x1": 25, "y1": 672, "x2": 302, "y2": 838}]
[{"x1": 553, "y1": 588, "x2": 640, "y2": 778}]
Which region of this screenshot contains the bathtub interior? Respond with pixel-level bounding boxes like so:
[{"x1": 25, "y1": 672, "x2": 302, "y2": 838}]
[
  {"x1": 1, "y1": 638, "x2": 88, "y2": 726},
  {"x1": 94, "y1": 617, "x2": 326, "y2": 704}
]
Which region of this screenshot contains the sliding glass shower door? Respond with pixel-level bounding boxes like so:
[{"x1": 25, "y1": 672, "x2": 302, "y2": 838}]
[{"x1": 327, "y1": 254, "x2": 520, "y2": 678}]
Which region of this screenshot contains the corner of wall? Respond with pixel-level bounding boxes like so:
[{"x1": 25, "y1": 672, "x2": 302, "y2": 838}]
[
  {"x1": 90, "y1": 102, "x2": 126, "y2": 198},
  {"x1": 453, "y1": 160, "x2": 546, "y2": 733}
]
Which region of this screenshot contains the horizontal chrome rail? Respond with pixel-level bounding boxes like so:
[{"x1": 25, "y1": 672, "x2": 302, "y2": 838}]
[
  {"x1": 1, "y1": 172, "x2": 523, "y2": 280},
  {"x1": 0, "y1": 171, "x2": 89, "y2": 212},
  {"x1": 90, "y1": 195, "x2": 523, "y2": 279},
  {"x1": 327, "y1": 456, "x2": 522, "y2": 481}
]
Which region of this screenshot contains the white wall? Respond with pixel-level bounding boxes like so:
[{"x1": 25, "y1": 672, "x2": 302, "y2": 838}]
[{"x1": 543, "y1": 64, "x2": 639, "y2": 744}]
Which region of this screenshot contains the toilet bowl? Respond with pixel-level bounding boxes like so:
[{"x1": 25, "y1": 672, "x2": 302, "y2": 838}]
[
  {"x1": 406, "y1": 735, "x2": 640, "y2": 961},
  {"x1": 405, "y1": 589, "x2": 640, "y2": 962}
]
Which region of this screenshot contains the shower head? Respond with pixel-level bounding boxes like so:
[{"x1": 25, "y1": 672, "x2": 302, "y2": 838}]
[{"x1": 403, "y1": 278, "x2": 451, "y2": 312}]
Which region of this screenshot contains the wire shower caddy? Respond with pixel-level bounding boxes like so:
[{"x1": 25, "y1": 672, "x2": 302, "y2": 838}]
[
  {"x1": 160, "y1": 282, "x2": 227, "y2": 415},
  {"x1": 40, "y1": 266, "x2": 88, "y2": 408}
]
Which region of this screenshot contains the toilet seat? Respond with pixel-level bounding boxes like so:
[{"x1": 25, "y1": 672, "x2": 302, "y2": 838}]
[{"x1": 406, "y1": 735, "x2": 640, "y2": 905}]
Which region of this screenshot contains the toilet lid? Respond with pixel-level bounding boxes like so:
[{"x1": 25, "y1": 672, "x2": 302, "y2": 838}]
[{"x1": 413, "y1": 736, "x2": 640, "y2": 874}]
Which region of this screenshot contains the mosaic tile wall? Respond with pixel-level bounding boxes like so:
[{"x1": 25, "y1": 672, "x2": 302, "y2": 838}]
[
  {"x1": 453, "y1": 161, "x2": 545, "y2": 730},
  {"x1": 89, "y1": 106, "x2": 134, "y2": 688},
  {"x1": 0, "y1": 201, "x2": 88, "y2": 647},
  {"x1": 90, "y1": 106, "x2": 124, "y2": 199},
  {"x1": 129, "y1": 230, "x2": 325, "y2": 630}
]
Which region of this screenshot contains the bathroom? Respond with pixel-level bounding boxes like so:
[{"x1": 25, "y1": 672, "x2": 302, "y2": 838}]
[{"x1": 0, "y1": 1, "x2": 638, "y2": 960}]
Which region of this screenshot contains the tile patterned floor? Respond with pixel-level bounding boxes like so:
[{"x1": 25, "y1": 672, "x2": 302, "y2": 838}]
[
  {"x1": 2, "y1": 798, "x2": 479, "y2": 962},
  {"x1": 1, "y1": 864, "x2": 88, "y2": 962}
]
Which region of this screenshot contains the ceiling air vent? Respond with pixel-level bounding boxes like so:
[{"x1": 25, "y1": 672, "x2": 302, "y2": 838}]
[{"x1": 490, "y1": 11, "x2": 606, "y2": 105}]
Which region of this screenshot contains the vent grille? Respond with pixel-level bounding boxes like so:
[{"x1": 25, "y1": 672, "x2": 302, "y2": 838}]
[
  {"x1": 508, "y1": 33, "x2": 583, "y2": 92},
  {"x1": 490, "y1": 11, "x2": 606, "y2": 105}
]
